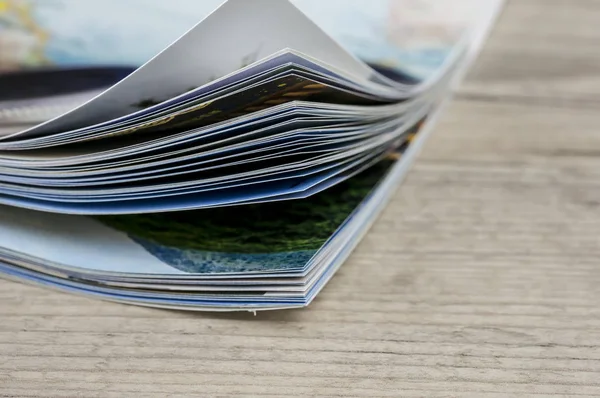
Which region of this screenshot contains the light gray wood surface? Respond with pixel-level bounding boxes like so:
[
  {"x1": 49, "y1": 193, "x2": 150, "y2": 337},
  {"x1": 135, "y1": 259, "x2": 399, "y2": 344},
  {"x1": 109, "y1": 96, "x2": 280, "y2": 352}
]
[
  {"x1": 460, "y1": 0, "x2": 600, "y2": 105},
  {"x1": 2, "y1": 1, "x2": 600, "y2": 396}
]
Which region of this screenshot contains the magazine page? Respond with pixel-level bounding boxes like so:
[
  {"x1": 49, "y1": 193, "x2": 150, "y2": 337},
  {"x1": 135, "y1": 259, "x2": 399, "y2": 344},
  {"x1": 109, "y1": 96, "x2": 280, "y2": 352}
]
[
  {"x1": 1, "y1": 0, "x2": 499, "y2": 81},
  {"x1": 0, "y1": 156, "x2": 401, "y2": 276},
  {"x1": 0, "y1": 0, "x2": 488, "y2": 141},
  {"x1": 295, "y1": 0, "x2": 501, "y2": 79},
  {"x1": 0, "y1": 0, "x2": 506, "y2": 311},
  {"x1": 1, "y1": 0, "x2": 380, "y2": 139}
]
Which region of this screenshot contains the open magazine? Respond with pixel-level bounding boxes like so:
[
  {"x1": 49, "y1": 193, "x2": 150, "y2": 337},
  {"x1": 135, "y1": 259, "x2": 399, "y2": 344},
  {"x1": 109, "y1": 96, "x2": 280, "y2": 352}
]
[{"x1": 0, "y1": 0, "x2": 504, "y2": 311}]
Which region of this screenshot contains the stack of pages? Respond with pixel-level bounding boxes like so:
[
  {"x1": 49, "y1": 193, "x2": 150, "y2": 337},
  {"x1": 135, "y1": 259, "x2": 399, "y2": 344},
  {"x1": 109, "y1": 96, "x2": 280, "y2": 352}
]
[{"x1": 0, "y1": 0, "x2": 504, "y2": 311}]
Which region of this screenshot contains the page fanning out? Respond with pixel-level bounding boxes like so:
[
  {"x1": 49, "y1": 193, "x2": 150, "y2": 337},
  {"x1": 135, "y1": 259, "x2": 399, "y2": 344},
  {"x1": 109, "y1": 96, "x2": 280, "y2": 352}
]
[{"x1": 5, "y1": 0, "x2": 378, "y2": 140}]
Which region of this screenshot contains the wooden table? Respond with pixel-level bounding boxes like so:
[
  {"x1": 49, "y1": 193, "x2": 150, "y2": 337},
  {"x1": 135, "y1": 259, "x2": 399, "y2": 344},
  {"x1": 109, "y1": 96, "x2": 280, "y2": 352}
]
[{"x1": 2, "y1": 1, "x2": 600, "y2": 396}]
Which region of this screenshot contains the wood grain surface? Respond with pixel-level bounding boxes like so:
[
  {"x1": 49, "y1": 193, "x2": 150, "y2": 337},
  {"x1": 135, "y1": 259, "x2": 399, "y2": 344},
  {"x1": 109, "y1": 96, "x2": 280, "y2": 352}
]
[{"x1": 2, "y1": 0, "x2": 600, "y2": 396}]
